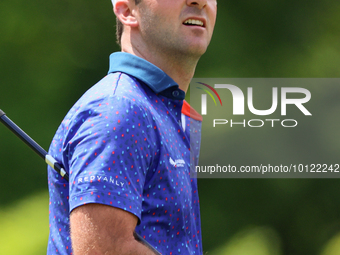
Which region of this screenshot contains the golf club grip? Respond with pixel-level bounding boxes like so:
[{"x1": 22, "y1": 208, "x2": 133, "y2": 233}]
[{"x1": 134, "y1": 232, "x2": 162, "y2": 255}]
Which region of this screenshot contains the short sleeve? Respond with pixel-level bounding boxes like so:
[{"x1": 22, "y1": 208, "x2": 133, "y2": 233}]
[{"x1": 65, "y1": 95, "x2": 157, "y2": 221}]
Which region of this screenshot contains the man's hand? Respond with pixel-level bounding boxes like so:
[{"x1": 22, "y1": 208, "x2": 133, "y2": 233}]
[{"x1": 70, "y1": 203, "x2": 157, "y2": 255}]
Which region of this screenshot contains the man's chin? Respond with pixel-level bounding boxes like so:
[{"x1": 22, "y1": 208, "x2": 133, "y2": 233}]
[
  {"x1": 187, "y1": 39, "x2": 210, "y2": 54},
  {"x1": 185, "y1": 44, "x2": 208, "y2": 58}
]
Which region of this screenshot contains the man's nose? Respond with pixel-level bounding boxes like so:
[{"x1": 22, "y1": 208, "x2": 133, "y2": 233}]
[{"x1": 186, "y1": 0, "x2": 207, "y2": 9}]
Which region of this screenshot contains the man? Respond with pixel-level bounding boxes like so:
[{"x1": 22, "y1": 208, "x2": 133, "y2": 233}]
[{"x1": 47, "y1": 0, "x2": 217, "y2": 254}]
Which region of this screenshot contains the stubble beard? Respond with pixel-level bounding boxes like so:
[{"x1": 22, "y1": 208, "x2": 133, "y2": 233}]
[{"x1": 139, "y1": 9, "x2": 207, "y2": 69}]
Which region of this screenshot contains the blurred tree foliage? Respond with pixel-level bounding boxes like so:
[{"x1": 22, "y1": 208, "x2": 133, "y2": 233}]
[{"x1": 0, "y1": 1, "x2": 340, "y2": 255}]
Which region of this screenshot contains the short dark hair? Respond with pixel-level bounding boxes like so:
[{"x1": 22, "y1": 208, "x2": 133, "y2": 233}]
[{"x1": 116, "y1": 0, "x2": 142, "y2": 46}]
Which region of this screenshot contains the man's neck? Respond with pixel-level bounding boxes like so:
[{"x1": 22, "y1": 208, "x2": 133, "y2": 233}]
[{"x1": 121, "y1": 40, "x2": 199, "y2": 93}]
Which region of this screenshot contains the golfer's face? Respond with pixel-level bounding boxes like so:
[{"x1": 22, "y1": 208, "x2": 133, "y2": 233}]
[{"x1": 137, "y1": 0, "x2": 217, "y2": 57}]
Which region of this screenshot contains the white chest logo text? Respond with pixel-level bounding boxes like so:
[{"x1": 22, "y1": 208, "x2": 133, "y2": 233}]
[{"x1": 169, "y1": 157, "x2": 185, "y2": 168}]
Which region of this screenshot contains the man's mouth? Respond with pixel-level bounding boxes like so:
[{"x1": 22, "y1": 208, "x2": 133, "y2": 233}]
[{"x1": 183, "y1": 19, "x2": 205, "y2": 27}]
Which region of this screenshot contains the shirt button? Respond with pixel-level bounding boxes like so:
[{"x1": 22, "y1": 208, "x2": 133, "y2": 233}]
[{"x1": 172, "y1": 90, "x2": 180, "y2": 97}]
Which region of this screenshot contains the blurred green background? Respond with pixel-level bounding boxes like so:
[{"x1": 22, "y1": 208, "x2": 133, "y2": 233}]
[{"x1": 1, "y1": 0, "x2": 340, "y2": 254}]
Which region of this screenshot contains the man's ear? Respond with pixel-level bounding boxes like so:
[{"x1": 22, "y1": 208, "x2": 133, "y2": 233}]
[{"x1": 114, "y1": 0, "x2": 139, "y2": 28}]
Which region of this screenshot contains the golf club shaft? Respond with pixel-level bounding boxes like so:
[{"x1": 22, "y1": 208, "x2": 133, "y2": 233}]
[
  {"x1": 0, "y1": 109, "x2": 69, "y2": 181},
  {"x1": 0, "y1": 109, "x2": 161, "y2": 254}
]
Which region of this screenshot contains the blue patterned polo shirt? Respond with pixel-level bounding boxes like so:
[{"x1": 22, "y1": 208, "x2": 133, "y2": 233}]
[{"x1": 47, "y1": 52, "x2": 203, "y2": 255}]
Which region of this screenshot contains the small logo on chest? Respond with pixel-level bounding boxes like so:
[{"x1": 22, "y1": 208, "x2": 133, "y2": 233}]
[{"x1": 169, "y1": 157, "x2": 185, "y2": 168}]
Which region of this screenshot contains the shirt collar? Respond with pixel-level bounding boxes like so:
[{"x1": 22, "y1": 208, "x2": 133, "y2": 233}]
[{"x1": 108, "y1": 52, "x2": 185, "y2": 100}]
